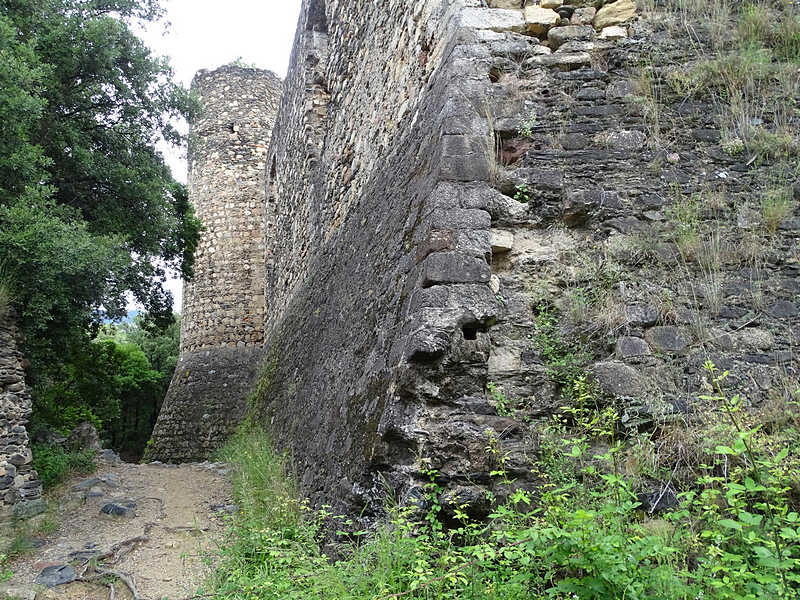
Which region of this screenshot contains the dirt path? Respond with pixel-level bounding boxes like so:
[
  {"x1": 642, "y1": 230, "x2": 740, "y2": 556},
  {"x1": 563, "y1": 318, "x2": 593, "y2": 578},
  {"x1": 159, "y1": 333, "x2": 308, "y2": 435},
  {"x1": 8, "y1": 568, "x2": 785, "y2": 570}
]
[{"x1": 5, "y1": 458, "x2": 233, "y2": 600}]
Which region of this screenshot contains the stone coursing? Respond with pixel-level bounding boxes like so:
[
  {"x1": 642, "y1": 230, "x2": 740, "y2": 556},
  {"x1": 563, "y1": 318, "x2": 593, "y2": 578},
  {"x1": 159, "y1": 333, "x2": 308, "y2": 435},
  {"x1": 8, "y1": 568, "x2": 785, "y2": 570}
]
[
  {"x1": 257, "y1": 0, "x2": 797, "y2": 515},
  {"x1": 149, "y1": 346, "x2": 263, "y2": 461},
  {"x1": 153, "y1": 0, "x2": 798, "y2": 517},
  {"x1": 148, "y1": 67, "x2": 282, "y2": 461},
  {"x1": 0, "y1": 314, "x2": 43, "y2": 520},
  {"x1": 180, "y1": 66, "x2": 282, "y2": 353}
]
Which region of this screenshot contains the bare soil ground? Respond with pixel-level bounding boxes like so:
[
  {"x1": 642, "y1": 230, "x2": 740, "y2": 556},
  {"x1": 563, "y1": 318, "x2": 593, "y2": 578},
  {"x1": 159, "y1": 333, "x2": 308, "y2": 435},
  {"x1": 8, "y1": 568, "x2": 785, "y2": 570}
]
[{"x1": 5, "y1": 458, "x2": 232, "y2": 600}]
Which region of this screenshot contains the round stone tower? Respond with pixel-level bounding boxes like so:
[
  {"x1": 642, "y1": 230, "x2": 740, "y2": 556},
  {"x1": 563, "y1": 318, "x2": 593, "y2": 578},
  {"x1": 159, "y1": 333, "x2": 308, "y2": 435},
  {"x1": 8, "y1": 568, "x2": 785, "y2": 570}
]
[{"x1": 149, "y1": 66, "x2": 282, "y2": 462}]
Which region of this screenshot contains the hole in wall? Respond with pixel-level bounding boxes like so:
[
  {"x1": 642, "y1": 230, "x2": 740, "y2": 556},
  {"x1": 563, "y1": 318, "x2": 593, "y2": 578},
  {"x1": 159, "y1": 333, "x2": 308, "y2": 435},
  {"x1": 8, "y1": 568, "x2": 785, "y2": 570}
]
[
  {"x1": 462, "y1": 324, "x2": 479, "y2": 340},
  {"x1": 488, "y1": 67, "x2": 501, "y2": 83}
]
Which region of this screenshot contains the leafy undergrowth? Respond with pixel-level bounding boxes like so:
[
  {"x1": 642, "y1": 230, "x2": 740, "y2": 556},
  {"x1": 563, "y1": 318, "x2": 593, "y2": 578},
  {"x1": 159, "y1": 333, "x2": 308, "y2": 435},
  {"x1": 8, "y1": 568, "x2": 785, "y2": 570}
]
[
  {"x1": 31, "y1": 443, "x2": 96, "y2": 489},
  {"x1": 206, "y1": 365, "x2": 800, "y2": 600}
]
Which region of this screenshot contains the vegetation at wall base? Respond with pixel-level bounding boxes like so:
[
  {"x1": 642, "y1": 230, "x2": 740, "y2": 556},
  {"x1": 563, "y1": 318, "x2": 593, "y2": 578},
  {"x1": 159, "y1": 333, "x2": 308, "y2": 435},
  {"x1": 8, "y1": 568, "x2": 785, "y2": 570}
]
[
  {"x1": 30, "y1": 445, "x2": 96, "y2": 490},
  {"x1": 206, "y1": 368, "x2": 800, "y2": 600}
]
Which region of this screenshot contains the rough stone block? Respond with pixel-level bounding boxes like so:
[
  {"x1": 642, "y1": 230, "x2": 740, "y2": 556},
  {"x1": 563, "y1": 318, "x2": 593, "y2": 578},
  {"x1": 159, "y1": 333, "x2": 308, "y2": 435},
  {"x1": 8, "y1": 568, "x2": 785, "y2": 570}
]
[
  {"x1": 616, "y1": 336, "x2": 652, "y2": 360},
  {"x1": 490, "y1": 230, "x2": 514, "y2": 253},
  {"x1": 526, "y1": 52, "x2": 592, "y2": 70},
  {"x1": 571, "y1": 7, "x2": 596, "y2": 25},
  {"x1": 524, "y1": 6, "x2": 560, "y2": 34},
  {"x1": 422, "y1": 253, "x2": 491, "y2": 287},
  {"x1": 593, "y1": 0, "x2": 637, "y2": 29},
  {"x1": 547, "y1": 25, "x2": 595, "y2": 48},
  {"x1": 461, "y1": 8, "x2": 526, "y2": 33},
  {"x1": 645, "y1": 326, "x2": 692, "y2": 354},
  {"x1": 600, "y1": 25, "x2": 628, "y2": 39},
  {"x1": 592, "y1": 361, "x2": 647, "y2": 398},
  {"x1": 488, "y1": 0, "x2": 523, "y2": 8}
]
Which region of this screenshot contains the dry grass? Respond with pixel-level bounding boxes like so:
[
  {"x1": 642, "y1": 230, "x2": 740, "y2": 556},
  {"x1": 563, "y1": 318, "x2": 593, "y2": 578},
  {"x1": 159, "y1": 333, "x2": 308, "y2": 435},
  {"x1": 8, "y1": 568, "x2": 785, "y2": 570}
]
[
  {"x1": 761, "y1": 185, "x2": 796, "y2": 234},
  {"x1": 697, "y1": 229, "x2": 725, "y2": 316}
]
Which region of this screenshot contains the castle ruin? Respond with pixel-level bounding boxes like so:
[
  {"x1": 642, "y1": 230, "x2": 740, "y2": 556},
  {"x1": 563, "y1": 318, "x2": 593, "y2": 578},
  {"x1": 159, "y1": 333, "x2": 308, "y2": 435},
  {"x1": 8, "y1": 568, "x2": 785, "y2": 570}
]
[
  {"x1": 151, "y1": 0, "x2": 799, "y2": 517},
  {"x1": 0, "y1": 314, "x2": 43, "y2": 521}
]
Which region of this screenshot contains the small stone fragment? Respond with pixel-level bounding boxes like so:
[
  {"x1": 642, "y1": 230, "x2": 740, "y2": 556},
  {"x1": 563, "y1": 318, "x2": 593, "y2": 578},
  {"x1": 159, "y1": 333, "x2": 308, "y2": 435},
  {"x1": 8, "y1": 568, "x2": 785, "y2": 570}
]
[
  {"x1": 86, "y1": 486, "x2": 104, "y2": 498},
  {"x1": 490, "y1": 230, "x2": 514, "y2": 253},
  {"x1": 593, "y1": 0, "x2": 637, "y2": 29},
  {"x1": 606, "y1": 130, "x2": 647, "y2": 150},
  {"x1": 489, "y1": 275, "x2": 501, "y2": 294},
  {"x1": 98, "y1": 448, "x2": 122, "y2": 464},
  {"x1": 541, "y1": 0, "x2": 561, "y2": 8},
  {"x1": 571, "y1": 7, "x2": 596, "y2": 25},
  {"x1": 100, "y1": 499, "x2": 136, "y2": 517},
  {"x1": 599, "y1": 25, "x2": 627, "y2": 39},
  {"x1": 547, "y1": 25, "x2": 595, "y2": 49},
  {"x1": 35, "y1": 564, "x2": 77, "y2": 588},
  {"x1": 524, "y1": 6, "x2": 560, "y2": 34}
]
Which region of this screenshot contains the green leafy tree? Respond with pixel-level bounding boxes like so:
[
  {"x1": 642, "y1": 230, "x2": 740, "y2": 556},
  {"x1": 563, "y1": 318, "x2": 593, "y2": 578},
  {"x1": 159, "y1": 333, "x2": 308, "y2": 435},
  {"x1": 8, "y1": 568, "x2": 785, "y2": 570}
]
[
  {"x1": 35, "y1": 338, "x2": 162, "y2": 458},
  {"x1": 0, "y1": 0, "x2": 200, "y2": 367}
]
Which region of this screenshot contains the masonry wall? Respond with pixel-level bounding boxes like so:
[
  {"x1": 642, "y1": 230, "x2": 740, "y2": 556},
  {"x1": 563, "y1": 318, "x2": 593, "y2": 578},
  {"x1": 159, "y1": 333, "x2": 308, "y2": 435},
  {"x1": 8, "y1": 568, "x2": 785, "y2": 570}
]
[
  {"x1": 256, "y1": 0, "x2": 510, "y2": 514},
  {"x1": 181, "y1": 66, "x2": 282, "y2": 353},
  {"x1": 148, "y1": 66, "x2": 282, "y2": 461},
  {"x1": 152, "y1": 0, "x2": 797, "y2": 517},
  {"x1": 256, "y1": 0, "x2": 798, "y2": 517},
  {"x1": 0, "y1": 314, "x2": 43, "y2": 521}
]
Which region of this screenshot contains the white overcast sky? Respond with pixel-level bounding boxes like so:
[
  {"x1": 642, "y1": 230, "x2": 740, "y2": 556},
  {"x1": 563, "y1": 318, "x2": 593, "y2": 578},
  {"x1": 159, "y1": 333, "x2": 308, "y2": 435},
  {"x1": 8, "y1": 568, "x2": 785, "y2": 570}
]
[{"x1": 134, "y1": 0, "x2": 303, "y2": 311}]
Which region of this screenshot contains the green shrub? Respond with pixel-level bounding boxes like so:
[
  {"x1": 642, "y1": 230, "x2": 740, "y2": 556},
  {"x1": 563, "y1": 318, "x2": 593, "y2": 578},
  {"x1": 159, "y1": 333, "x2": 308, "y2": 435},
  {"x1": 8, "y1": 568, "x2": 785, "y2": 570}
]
[{"x1": 31, "y1": 443, "x2": 96, "y2": 489}]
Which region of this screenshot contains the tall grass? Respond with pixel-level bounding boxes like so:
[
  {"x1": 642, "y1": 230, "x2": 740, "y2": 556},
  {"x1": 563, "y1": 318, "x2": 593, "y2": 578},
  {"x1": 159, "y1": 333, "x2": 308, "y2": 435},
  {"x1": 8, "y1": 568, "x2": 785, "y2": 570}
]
[{"x1": 204, "y1": 418, "x2": 800, "y2": 600}]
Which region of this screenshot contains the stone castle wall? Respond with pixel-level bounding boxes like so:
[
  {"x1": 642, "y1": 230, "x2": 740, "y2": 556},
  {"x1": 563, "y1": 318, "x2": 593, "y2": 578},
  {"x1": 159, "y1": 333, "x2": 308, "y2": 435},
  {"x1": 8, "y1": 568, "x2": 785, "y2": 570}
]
[
  {"x1": 250, "y1": 0, "x2": 798, "y2": 515},
  {"x1": 148, "y1": 66, "x2": 282, "y2": 461},
  {"x1": 153, "y1": 0, "x2": 798, "y2": 517},
  {"x1": 0, "y1": 314, "x2": 43, "y2": 520},
  {"x1": 254, "y1": 0, "x2": 506, "y2": 513}
]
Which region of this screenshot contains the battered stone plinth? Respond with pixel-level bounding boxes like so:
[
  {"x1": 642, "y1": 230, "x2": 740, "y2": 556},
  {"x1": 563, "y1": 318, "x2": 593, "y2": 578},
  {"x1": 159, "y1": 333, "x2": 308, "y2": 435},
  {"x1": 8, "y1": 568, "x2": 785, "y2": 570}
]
[{"x1": 149, "y1": 346, "x2": 262, "y2": 461}]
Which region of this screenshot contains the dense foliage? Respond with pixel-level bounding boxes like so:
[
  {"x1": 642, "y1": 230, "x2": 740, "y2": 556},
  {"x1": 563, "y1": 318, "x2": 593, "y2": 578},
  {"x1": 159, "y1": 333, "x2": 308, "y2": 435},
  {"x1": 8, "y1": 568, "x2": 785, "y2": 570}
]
[
  {"x1": 0, "y1": 0, "x2": 200, "y2": 366},
  {"x1": 31, "y1": 444, "x2": 96, "y2": 489},
  {"x1": 33, "y1": 314, "x2": 180, "y2": 460}
]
